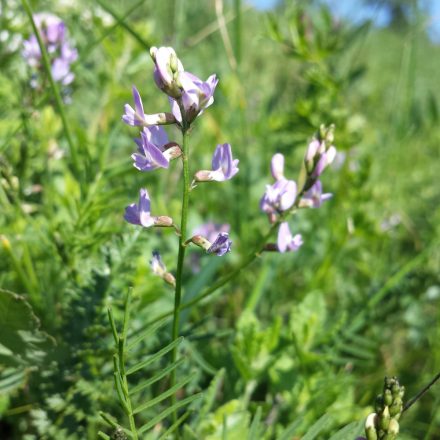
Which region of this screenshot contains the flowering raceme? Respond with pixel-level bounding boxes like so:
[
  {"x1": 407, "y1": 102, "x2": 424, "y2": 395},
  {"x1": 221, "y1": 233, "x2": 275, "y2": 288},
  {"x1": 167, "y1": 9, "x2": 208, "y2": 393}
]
[
  {"x1": 260, "y1": 125, "x2": 337, "y2": 253},
  {"x1": 260, "y1": 154, "x2": 297, "y2": 216},
  {"x1": 22, "y1": 13, "x2": 77, "y2": 87},
  {"x1": 123, "y1": 46, "x2": 237, "y2": 265}
]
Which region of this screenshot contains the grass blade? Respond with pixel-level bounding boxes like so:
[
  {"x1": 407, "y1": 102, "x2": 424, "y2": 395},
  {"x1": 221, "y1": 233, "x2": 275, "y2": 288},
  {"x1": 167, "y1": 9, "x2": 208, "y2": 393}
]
[
  {"x1": 302, "y1": 413, "x2": 333, "y2": 440},
  {"x1": 247, "y1": 406, "x2": 262, "y2": 440}
]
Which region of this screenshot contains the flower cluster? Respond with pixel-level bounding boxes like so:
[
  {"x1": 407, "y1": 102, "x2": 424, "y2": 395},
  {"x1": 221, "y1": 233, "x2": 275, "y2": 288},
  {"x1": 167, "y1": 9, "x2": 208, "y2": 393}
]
[
  {"x1": 364, "y1": 377, "x2": 405, "y2": 440},
  {"x1": 122, "y1": 47, "x2": 238, "y2": 282},
  {"x1": 261, "y1": 125, "x2": 336, "y2": 253},
  {"x1": 22, "y1": 13, "x2": 77, "y2": 87}
]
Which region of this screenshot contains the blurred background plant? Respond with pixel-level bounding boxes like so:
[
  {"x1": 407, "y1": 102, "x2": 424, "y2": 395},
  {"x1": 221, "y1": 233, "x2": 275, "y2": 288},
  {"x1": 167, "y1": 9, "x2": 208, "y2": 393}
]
[{"x1": 0, "y1": 0, "x2": 439, "y2": 438}]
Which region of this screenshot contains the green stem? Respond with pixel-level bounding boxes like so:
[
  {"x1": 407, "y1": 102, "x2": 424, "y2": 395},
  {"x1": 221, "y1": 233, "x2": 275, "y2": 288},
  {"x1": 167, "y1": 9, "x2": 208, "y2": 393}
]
[
  {"x1": 170, "y1": 128, "x2": 190, "y2": 426},
  {"x1": 21, "y1": 0, "x2": 81, "y2": 181},
  {"x1": 140, "y1": 222, "x2": 279, "y2": 331}
]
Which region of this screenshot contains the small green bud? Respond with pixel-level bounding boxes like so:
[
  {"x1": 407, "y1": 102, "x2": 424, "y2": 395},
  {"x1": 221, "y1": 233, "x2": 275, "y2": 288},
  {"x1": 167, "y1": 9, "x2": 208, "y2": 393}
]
[
  {"x1": 388, "y1": 419, "x2": 399, "y2": 435},
  {"x1": 379, "y1": 406, "x2": 390, "y2": 431},
  {"x1": 384, "y1": 389, "x2": 393, "y2": 406},
  {"x1": 389, "y1": 397, "x2": 402, "y2": 417},
  {"x1": 170, "y1": 52, "x2": 178, "y2": 73}
]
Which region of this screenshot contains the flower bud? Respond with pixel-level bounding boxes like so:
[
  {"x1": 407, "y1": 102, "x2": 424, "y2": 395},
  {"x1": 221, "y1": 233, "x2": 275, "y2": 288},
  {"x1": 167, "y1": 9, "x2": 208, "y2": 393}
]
[
  {"x1": 379, "y1": 406, "x2": 390, "y2": 431},
  {"x1": 365, "y1": 413, "x2": 378, "y2": 440},
  {"x1": 153, "y1": 216, "x2": 174, "y2": 227},
  {"x1": 270, "y1": 153, "x2": 284, "y2": 181},
  {"x1": 163, "y1": 272, "x2": 176, "y2": 287},
  {"x1": 187, "y1": 235, "x2": 212, "y2": 251},
  {"x1": 384, "y1": 389, "x2": 393, "y2": 406},
  {"x1": 388, "y1": 419, "x2": 399, "y2": 435},
  {"x1": 149, "y1": 251, "x2": 175, "y2": 287},
  {"x1": 389, "y1": 397, "x2": 402, "y2": 417}
]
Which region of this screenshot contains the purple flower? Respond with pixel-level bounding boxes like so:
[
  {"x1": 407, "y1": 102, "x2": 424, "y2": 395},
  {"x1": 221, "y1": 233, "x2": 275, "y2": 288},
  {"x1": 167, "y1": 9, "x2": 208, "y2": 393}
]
[
  {"x1": 123, "y1": 86, "x2": 177, "y2": 127},
  {"x1": 131, "y1": 127, "x2": 181, "y2": 172},
  {"x1": 277, "y1": 222, "x2": 303, "y2": 253},
  {"x1": 22, "y1": 13, "x2": 77, "y2": 87},
  {"x1": 207, "y1": 232, "x2": 232, "y2": 256},
  {"x1": 260, "y1": 179, "x2": 297, "y2": 214},
  {"x1": 124, "y1": 188, "x2": 155, "y2": 227},
  {"x1": 271, "y1": 153, "x2": 285, "y2": 181},
  {"x1": 192, "y1": 222, "x2": 230, "y2": 243},
  {"x1": 124, "y1": 188, "x2": 173, "y2": 228},
  {"x1": 150, "y1": 251, "x2": 176, "y2": 286},
  {"x1": 150, "y1": 251, "x2": 167, "y2": 277},
  {"x1": 52, "y1": 58, "x2": 74, "y2": 85},
  {"x1": 194, "y1": 144, "x2": 239, "y2": 182},
  {"x1": 312, "y1": 146, "x2": 336, "y2": 177},
  {"x1": 170, "y1": 72, "x2": 218, "y2": 124},
  {"x1": 150, "y1": 46, "x2": 184, "y2": 99},
  {"x1": 304, "y1": 138, "x2": 337, "y2": 177},
  {"x1": 301, "y1": 180, "x2": 332, "y2": 208}
]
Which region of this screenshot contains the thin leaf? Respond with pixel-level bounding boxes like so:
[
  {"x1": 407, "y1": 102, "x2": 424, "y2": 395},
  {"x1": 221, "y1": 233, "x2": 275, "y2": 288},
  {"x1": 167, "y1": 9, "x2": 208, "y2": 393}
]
[
  {"x1": 302, "y1": 413, "x2": 333, "y2": 440},
  {"x1": 127, "y1": 317, "x2": 170, "y2": 350},
  {"x1": 278, "y1": 419, "x2": 302, "y2": 440},
  {"x1": 328, "y1": 420, "x2": 364, "y2": 440},
  {"x1": 158, "y1": 411, "x2": 190, "y2": 440},
  {"x1": 99, "y1": 411, "x2": 119, "y2": 428},
  {"x1": 138, "y1": 393, "x2": 202, "y2": 435},
  {"x1": 126, "y1": 337, "x2": 183, "y2": 375},
  {"x1": 133, "y1": 373, "x2": 195, "y2": 414},
  {"x1": 130, "y1": 358, "x2": 185, "y2": 396},
  {"x1": 247, "y1": 406, "x2": 262, "y2": 440},
  {"x1": 107, "y1": 308, "x2": 119, "y2": 345}
]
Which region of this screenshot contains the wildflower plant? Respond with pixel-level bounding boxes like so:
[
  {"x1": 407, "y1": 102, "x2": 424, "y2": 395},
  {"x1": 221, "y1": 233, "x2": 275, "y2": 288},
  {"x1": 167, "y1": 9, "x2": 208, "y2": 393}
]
[{"x1": 99, "y1": 45, "x2": 339, "y2": 438}]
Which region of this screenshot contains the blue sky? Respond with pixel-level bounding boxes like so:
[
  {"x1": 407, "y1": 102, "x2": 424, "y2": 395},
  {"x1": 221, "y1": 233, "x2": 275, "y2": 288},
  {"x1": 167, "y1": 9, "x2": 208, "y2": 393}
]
[{"x1": 249, "y1": 0, "x2": 440, "y2": 42}]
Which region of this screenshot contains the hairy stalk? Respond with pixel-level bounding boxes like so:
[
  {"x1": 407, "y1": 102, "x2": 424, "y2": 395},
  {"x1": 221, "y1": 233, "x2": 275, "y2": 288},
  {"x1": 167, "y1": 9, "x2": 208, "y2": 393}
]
[
  {"x1": 170, "y1": 128, "x2": 190, "y2": 426},
  {"x1": 21, "y1": 0, "x2": 81, "y2": 181}
]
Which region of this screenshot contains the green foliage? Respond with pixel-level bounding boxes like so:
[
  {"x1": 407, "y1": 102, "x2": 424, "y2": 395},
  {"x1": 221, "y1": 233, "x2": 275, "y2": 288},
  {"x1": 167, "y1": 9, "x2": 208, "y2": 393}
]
[{"x1": 0, "y1": 0, "x2": 439, "y2": 438}]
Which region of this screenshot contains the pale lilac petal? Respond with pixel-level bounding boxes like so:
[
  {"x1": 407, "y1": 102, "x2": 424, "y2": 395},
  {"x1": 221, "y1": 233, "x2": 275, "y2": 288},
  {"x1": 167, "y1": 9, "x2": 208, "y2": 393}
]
[
  {"x1": 305, "y1": 139, "x2": 320, "y2": 162},
  {"x1": 277, "y1": 223, "x2": 303, "y2": 253},
  {"x1": 138, "y1": 188, "x2": 151, "y2": 214},
  {"x1": 169, "y1": 98, "x2": 182, "y2": 123},
  {"x1": 277, "y1": 222, "x2": 292, "y2": 253},
  {"x1": 145, "y1": 126, "x2": 168, "y2": 147},
  {"x1": 271, "y1": 153, "x2": 284, "y2": 181},
  {"x1": 132, "y1": 86, "x2": 144, "y2": 118},
  {"x1": 278, "y1": 180, "x2": 297, "y2": 211},
  {"x1": 144, "y1": 142, "x2": 169, "y2": 169}
]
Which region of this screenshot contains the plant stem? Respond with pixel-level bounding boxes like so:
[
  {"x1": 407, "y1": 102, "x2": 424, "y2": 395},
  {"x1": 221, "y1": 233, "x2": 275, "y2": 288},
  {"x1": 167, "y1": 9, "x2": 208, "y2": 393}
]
[
  {"x1": 21, "y1": 0, "x2": 81, "y2": 182},
  {"x1": 403, "y1": 372, "x2": 440, "y2": 413},
  {"x1": 170, "y1": 128, "x2": 190, "y2": 426},
  {"x1": 140, "y1": 222, "x2": 279, "y2": 330}
]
